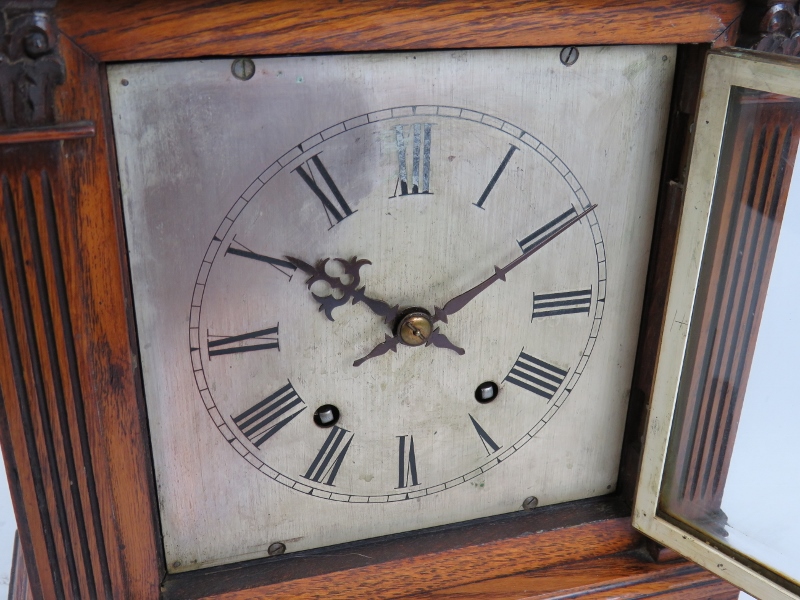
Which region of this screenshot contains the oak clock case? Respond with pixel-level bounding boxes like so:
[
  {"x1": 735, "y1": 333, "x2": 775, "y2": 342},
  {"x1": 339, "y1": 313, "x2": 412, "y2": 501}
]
[{"x1": 109, "y1": 47, "x2": 675, "y2": 571}]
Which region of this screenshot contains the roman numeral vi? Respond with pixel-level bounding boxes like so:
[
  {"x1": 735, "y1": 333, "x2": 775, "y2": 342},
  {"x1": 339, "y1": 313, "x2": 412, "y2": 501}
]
[{"x1": 396, "y1": 435, "x2": 419, "y2": 488}]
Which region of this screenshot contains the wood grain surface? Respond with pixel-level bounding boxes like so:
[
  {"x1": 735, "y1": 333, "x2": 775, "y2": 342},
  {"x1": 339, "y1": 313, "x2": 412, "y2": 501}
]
[
  {"x1": 51, "y1": 34, "x2": 164, "y2": 598},
  {"x1": 56, "y1": 0, "x2": 744, "y2": 62},
  {"x1": 0, "y1": 32, "x2": 162, "y2": 598},
  {"x1": 162, "y1": 508, "x2": 738, "y2": 599},
  {"x1": 163, "y1": 498, "x2": 628, "y2": 598}
]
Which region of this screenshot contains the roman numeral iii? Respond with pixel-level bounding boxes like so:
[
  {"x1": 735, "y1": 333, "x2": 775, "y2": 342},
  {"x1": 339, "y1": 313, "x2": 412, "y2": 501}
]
[
  {"x1": 392, "y1": 123, "x2": 432, "y2": 196},
  {"x1": 396, "y1": 435, "x2": 419, "y2": 488},
  {"x1": 532, "y1": 288, "x2": 592, "y2": 319},
  {"x1": 303, "y1": 426, "x2": 353, "y2": 486},
  {"x1": 207, "y1": 325, "x2": 279, "y2": 357},
  {"x1": 232, "y1": 382, "x2": 306, "y2": 448},
  {"x1": 505, "y1": 352, "x2": 568, "y2": 400},
  {"x1": 294, "y1": 154, "x2": 353, "y2": 226}
]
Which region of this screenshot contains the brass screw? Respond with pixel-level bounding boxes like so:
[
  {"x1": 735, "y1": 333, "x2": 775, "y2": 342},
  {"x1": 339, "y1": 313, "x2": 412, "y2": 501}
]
[
  {"x1": 559, "y1": 47, "x2": 579, "y2": 67},
  {"x1": 268, "y1": 542, "x2": 286, "y2": 556},
  {"x1": 232, "y1": 58, "x2": 256, "y2": 81}
]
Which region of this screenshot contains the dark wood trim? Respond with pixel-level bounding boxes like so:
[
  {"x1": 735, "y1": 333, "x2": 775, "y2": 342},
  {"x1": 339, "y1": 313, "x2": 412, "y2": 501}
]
[
  {"x1": 618, "y1": 44, "x2": 709, "y2": 506},
  {"x1": 55, "y1": 0, "x2": 744, "y2": 62},
  {"x1": 0, "y1": 32, "x2": 163, "y2": 599},
  {"x1": 0, "y1": 122, "x2": 95, "y2": 145}
]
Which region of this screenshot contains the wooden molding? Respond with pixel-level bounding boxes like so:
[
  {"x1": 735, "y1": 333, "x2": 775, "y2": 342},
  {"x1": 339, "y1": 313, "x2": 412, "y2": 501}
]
[
  {"x1": 0, "y1": 121, "x2": 94, "y2": 145},
  {"x1": 55, "y1": 0, "x2": 744, "y2": 62},
  {"x1": 0, "y1": 32, "x2": 163, "y2": 599}
]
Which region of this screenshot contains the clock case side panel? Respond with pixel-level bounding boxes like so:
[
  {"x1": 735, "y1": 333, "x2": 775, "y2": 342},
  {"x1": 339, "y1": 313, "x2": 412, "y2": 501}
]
[{"x1": 0, "y1": 31, "x2": 164, "y2": 600}]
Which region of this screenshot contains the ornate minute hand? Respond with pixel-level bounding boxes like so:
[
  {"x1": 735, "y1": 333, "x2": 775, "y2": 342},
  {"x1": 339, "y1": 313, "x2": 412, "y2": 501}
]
[{"x1": 432, "y1": 204, "x2": 597, "y2": 324}]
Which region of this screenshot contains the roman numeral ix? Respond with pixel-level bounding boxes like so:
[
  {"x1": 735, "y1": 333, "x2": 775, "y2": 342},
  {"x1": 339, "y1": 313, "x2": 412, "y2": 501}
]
[
  {"x1": 396, "y1": 435, "x2": 419, "y2": 488},
  {"x1": 294, "y1": 154, "x2": 354, "y2": 226},
  {"x1": 392, "y1": 123, "x2": 432, "y2": 197},
  {"x1": 532, "y1": 288, "x2": 592, "y2": 319},
  {"x1": 225, "y1": 237, "x2": 297, "y2": 278},
  {"x1": 232, "y1": 382, "x2": 306, "y2": 448},
  {"x1": 518, "y1": 207, "x2": 578, "y2": 254},
  {"x1": 302, "y1": 426, "x2": 353, "y2": 486},
  {"x1": 505, "y1": 352, "x2": 568, "y2": 400},
  {"x1": 207, "y1": 325, "x2": 279, "y2": 357}
]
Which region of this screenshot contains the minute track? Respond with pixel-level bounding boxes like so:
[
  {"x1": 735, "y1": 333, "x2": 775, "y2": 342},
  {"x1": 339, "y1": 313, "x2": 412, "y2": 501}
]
[{"x1": 192, "y1": 105, "x2": 608, "y2": 503}]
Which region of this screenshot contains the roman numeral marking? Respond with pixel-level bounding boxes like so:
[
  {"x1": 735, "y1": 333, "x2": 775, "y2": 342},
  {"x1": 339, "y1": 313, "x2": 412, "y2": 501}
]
[
  {"x1": 294, "y1": 154, "x2": 353, "y2": 226},
  {"x1": 532, "y1": 288, "x2": 592, "y2": 319},
  {"x1": 232, "y1": 382, "x2": 306, "y2": 448},
  {"x1": 505, "y1": 352, "x2": 568, "y2": 400},
  {"x1": 517, "y1": 207, "x2": 577, "y2": 254},
  {"x1": 225, "y1": 238, "x2": 297, "y2": 278},
  {"x1": 468, "y1": 415, "x2": 501, "y2": 455},
  {"x1": 474, "y1": 144, "x2": 519, "y2": 209},
  {"x1": 396, "y1": 435, "x2": 419, "y2": 488},
  {"x1": 207, "y1": 325, "x2": 279, "y2": 357},
  {"x1": 392, "y1": 123, "x2": 432, "y2": 197},
  {"x1": 303, "y1": 426, "x2": 353, "y2": 486}
]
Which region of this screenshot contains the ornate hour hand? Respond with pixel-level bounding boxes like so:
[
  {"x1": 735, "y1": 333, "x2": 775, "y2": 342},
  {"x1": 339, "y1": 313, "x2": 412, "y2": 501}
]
[
  {"x1": 433, "y1": 204, "x2": 597, "y2": 324},
  {"x1": 286, "y1": 256, "x2": 399, "y2": 323}
]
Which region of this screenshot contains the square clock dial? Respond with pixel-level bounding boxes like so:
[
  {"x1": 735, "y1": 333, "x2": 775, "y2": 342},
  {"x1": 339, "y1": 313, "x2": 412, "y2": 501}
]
[{"x1": 109, "y1": 47, "x2": 675, "y2": 571}]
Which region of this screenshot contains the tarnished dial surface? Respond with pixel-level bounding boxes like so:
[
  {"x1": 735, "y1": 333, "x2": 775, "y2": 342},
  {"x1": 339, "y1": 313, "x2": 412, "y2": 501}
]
[{"x1": 191, "y1": 106, "x2": 605, "y2": 502}]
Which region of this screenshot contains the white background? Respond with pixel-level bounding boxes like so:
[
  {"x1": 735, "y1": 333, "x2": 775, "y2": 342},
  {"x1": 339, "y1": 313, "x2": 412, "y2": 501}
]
[{"x1": 0, "y1": 448, "x2": 15, "y2": 598}]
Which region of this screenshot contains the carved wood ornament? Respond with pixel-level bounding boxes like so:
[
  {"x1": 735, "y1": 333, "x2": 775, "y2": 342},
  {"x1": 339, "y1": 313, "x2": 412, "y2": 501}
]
[
  {"x1": 0, "y1": 1, "x2": 64, "y2": 129},
  {"x1": 753, "y1": 1, "x2": 800, "y2": 55}
]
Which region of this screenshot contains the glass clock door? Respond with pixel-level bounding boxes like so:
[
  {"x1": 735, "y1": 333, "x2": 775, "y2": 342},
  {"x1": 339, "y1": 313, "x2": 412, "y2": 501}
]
[{"x1": 635, "y1": 49, "x2": 800, "y2": 600}]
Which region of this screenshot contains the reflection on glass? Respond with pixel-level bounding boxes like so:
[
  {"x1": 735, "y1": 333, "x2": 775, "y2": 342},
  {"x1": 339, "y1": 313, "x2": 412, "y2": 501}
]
[{"x1": 661, "y1": 88, "x2": 800, "y2": 587}]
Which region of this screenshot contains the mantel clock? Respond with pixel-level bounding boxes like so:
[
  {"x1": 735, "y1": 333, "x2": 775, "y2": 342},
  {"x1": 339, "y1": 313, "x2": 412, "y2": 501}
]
[{"x1": 4, "y1": 1, "x2": 794, "y2": 599}]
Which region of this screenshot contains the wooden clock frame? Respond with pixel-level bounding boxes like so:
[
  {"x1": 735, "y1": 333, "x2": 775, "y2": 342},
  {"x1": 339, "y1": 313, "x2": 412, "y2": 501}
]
[{"x1": 0, "y1": 1, "x2": 754, "y2": 598}]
